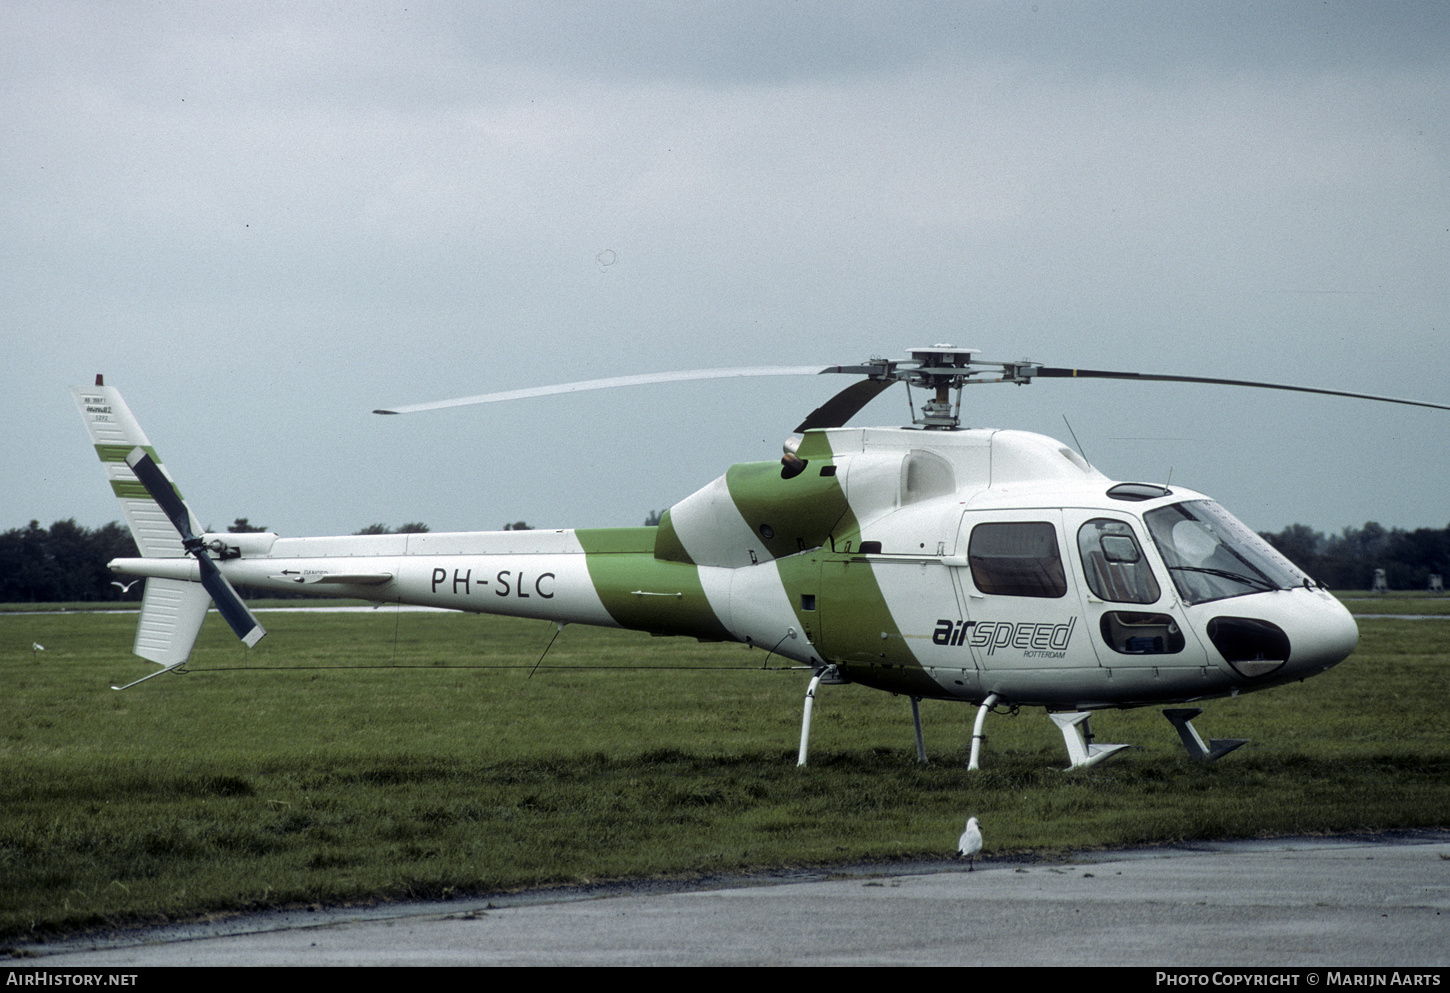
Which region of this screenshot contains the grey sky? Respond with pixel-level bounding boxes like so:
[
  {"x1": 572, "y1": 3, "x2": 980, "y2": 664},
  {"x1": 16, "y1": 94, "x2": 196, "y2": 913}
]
[{"x1": 6, "y1": 1, "x2": 1448, "y2": 540}]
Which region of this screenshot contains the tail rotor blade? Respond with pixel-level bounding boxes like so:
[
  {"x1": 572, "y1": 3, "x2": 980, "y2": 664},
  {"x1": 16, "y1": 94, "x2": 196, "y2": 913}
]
[
  {"x1": 124, "y1": 448, "x2": 196, "y2": 540},
  {"x1": 124, "y1": 447, "x2": 265, "y2": 647},
  {"x1": 196, "y1": 554, "x2": 267, "y2": 647}
]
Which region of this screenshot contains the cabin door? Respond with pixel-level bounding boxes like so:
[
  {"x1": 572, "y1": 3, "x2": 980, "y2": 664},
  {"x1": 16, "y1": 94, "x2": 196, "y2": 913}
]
[
  {"x1": 952, "y1": 510, "x2": 1099, "y2": 672},
  {"x1": 1061, "y1": 508, "x2": 1209, "y2": 670}
]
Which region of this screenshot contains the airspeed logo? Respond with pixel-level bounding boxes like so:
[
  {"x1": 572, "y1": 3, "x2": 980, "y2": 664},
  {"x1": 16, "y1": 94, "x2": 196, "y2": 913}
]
[{"x1": 933, "y1": 617, "x2": 1077, "y2": 655}]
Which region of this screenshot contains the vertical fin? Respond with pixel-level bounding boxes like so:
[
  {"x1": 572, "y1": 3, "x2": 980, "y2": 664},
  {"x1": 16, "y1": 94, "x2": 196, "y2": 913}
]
[
  {"x1": 71, "y1": 383, "x2": 202, "y2": 557},
  {"x1": 73, "y1": 380, "x2": 219, "y2": 672},
  {"x1": 133, "y1": 577, "x2": 213, "y2": 666}
]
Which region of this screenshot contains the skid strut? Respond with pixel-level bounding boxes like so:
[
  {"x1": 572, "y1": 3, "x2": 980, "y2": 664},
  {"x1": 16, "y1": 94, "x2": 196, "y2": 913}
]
[
  {"x1": 797, "y1": 665, "x2": 845, "y2": 767},
  {"x1": 1162, "y1": 708, "x2": 1249, "y2": 761},
  {"x1": 910, "y1": 696, "x2": 927, "y2": 764},
  {"x1": 967, "y1": 693, "x2": 999, "y2": 771},
  {"x1": 1050, "y1": 712, "x2": 1133, "y2": 770}
]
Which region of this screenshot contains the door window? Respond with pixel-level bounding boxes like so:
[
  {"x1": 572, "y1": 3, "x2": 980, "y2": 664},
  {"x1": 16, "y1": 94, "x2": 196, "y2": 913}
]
[
  {"x1": 1077, "y1": 519, "x2": 1161, "y2": 604},
  {"x1": 967, "y1": 522, "x2": 1067, "y2": 598}
]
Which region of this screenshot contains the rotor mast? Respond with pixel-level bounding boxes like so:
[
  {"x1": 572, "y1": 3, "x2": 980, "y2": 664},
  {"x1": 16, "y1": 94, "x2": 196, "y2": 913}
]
[
  {"x1": 897, "y1": 345, "x2": 1037, "y2": 429},
  {"x1": 903, "y1": 345, "x2": 977, "y2": 428}
]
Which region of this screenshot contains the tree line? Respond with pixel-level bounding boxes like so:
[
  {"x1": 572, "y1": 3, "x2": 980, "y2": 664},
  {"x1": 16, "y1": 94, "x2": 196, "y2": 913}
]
[
  {"x1": 1258, "y1": 522, "x2": 1449, "y2": 591},
  {"x1": 0, "y1": 519, "x2": 140, "y2": 603},
  {"x1": 3, "y1": 516, "x2": 1446, "y2": 603}
]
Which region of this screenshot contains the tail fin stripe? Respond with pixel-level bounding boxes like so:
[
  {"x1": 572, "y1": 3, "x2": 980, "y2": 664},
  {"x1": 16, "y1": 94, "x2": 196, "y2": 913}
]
[
  {"x1": 109, "y1": 478, "x2": 185, "y2": 504},
  {"x1": 95, "y1": 443, "x2": 160, "y2": 464},
  {"x1": 110, "y1": 479, "x2": 155, "y2": 499}
]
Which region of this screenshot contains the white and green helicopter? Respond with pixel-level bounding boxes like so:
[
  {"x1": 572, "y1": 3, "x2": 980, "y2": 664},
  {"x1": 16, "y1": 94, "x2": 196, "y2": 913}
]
[{"x1": 74, "y1": 346, "x2": 1449, "y2": 770}]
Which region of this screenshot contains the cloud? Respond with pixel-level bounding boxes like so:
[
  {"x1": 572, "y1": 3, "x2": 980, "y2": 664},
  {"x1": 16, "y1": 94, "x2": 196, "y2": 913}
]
[{"x1": 5, "y1": 1, "x2": 1448, "y2": 536}]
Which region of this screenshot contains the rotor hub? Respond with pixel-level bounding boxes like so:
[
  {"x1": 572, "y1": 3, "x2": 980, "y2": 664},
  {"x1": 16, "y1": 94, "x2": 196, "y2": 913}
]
[{"x1": 902, "y1": 345, "x2": 979, "y2": 428}]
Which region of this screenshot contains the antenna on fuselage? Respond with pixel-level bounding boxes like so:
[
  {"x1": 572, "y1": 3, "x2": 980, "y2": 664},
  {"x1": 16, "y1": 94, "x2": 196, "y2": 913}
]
[{"x1": 1062, "y1": 415, "x2": 1089, "y2": 463}]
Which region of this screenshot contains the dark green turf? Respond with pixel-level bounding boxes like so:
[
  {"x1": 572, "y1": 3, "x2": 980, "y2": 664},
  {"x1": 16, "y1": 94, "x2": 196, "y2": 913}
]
[{"x1": 2, "y1": 603, "x2": 1446, "y2": 941}]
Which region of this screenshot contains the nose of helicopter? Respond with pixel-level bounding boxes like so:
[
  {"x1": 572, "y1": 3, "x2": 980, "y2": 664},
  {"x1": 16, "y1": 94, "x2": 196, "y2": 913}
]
[
  {"x1": 1210, "y1": 588, "x2": 1358, "y2": 683},
  {"x1": 1281, "y1": 590, "x2": 1359, "y2": 677},
  {"x1": 1199, "y1": 587, "x2": 1357, "y2": 686}
]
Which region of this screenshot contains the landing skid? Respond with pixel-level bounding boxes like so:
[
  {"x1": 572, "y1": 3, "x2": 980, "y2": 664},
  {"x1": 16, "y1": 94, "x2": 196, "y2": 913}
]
[
  {"x1": 795, "y1": 688, "x2": 1243, "y2": 771},
  {"x1": 1049, "y1": 712, "x2": 1134, "y2": 770},
  {"x1": 1162, "y1": 708, "x2": 1249, "y2": 761}
]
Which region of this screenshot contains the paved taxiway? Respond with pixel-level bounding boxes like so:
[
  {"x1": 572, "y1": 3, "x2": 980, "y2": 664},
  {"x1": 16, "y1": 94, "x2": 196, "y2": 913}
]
[{"x1": 20, "y1": 833, "x2": 1449, "y2": 966}]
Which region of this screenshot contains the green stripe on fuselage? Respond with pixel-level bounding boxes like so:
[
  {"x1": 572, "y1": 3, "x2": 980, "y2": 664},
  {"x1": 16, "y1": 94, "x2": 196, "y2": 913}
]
[
  {"x1": 652, "y1": 510, "x2": 694, "y2": 564},
  {"x1": 724, "y1": 457, "x2": 852, "y2": 560},
  {"x1": 771, "y1": 432, "x2": 937, "y2": 695},
  {"x1": 575, "y1": 527, "x2": 731, "y2": 640},
  {"x1": 575, "y1": 527, "x2": 655, "y2": 554},
  {"x1": 816, "y1": 553, "x2": 938, "y2": 695}
]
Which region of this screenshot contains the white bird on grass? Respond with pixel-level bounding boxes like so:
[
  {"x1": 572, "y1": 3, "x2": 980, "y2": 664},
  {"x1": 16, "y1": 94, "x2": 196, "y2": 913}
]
[{"x1": 957, "y1": 816, "x2": 982, "y2": 870}]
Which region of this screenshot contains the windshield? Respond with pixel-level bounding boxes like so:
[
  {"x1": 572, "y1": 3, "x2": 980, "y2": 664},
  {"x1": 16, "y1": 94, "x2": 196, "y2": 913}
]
[{"x1": 1143, "y1": 500, "x2": 1311, "y2": 605}]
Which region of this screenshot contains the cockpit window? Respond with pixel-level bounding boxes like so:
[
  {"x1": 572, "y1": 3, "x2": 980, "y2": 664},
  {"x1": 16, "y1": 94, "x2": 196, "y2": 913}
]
[
  {"x1": 968, "y1": 522, "x2": 1067, "y2": 598},
  {"x1": 1078, "y1": 519, "x2": 1161, "y2": 604},
  {"x1": 1144, "y1": 500, "x2": 1310, "y2": 605}
]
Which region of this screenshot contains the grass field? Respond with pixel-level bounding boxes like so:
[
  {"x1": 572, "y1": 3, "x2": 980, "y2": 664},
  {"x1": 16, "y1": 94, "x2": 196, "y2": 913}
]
[
  {"x1": 2, "y1": 598, "x2": 1448, "y2": 944},
  {"x1": 1338, "y1": 593, "x2": 1450, "y2": 615}
]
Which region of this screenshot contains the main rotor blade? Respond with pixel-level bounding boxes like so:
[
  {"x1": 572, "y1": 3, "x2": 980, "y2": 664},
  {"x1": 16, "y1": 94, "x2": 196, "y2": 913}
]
[
  {"x1": 794, "y1": 378, "x2": 896, "y2": 432},
  {"x1": 1033, "y1": 367, "x2": 1450, "y2": 411},
  {"x1": 375, "y1": 366, "x2": 835, "y2": 415}
]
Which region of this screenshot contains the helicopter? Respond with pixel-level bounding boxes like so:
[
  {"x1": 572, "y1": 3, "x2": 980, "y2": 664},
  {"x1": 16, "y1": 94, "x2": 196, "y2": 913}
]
[{"x1": 73, "y1": 346, "x2": 1450, "y2": 770}]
